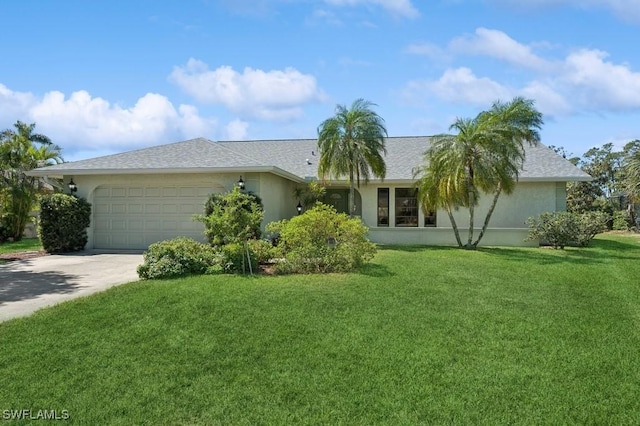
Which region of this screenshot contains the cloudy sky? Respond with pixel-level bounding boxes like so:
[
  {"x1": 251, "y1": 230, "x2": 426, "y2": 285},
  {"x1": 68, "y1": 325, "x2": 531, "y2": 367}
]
[{"x1": 1, "y1": 0, "x2": 639, "y2": 161}]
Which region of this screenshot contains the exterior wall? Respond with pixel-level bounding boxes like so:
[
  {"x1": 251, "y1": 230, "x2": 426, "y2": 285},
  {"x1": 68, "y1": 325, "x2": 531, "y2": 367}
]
[
  {"x1": 63, "y1": 172, "x2": 300, "y2": 249},
  {"x1": 257, "y1": 173, "x2": 300, "y2": 226},
  {"x1": 359, "y1": 181, "x2": 563, "y2": 247},
  {"x1": 60, "y1": 173, "x2": 567, "y2": 249}
]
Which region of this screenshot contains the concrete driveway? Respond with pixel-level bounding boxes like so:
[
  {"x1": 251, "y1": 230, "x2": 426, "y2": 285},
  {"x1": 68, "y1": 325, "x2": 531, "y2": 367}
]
[{"x1": 0, "y1": 251, "x2": 143, "y2": 322}]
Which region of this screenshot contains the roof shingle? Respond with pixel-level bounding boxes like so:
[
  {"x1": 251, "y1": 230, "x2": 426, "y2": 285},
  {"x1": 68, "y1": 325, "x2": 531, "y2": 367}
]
[{"x1": 32, "y1": 136, "x2": 591, "y2": 182}]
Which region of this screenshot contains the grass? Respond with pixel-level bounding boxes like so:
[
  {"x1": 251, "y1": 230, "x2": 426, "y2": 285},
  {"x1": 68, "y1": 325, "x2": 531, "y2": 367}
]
[
  {"x1": 0, "y1": 238, "x2": 42, "y2": 255},
  {"x1": 1, "y1": 234, "x2": 640, "y2": 424}
]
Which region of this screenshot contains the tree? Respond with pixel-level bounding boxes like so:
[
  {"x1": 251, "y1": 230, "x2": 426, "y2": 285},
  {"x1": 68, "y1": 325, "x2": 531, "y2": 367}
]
[
  {"x1": 0, "y1": 121, "x2": 62, "y2": 241},
  {"x1": 622, "y1": 140, "x2": 640, "y2": 226},
  {"x1": 415, "y1": 97, "x2": 543, "y2": 249},
  {"x1": 317, "y1": 98, "x2": 388, "y2": 216}
]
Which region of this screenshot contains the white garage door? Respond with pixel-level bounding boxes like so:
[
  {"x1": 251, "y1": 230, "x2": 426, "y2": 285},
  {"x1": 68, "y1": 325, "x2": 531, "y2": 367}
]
[{"x1": 93, "y1": 185, "x2": 215, "y2": 250}]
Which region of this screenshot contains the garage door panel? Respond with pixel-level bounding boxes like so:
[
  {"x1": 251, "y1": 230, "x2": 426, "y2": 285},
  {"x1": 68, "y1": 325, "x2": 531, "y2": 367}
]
[
  {"x1": 93, "y1": 184, "x2": 215, "y2": 250},
  {"x1": 129, "y1": 204, "x2": 144, "y2": 214},
  {"x1": 145, "y1": 204, "x2": 161, "y2": 214},
  {"x1": 111, "y1": 187, "x2": 126, "y2": 197},
  {"x1": 163, "y1": 204, "x2": 178, "y2": 214},
  {"x1": 145, "y1": 188, "x2": 161, "y2": 197},
  {"x1": 129, "y1": 187, "x2": 143, "y2": 197}
]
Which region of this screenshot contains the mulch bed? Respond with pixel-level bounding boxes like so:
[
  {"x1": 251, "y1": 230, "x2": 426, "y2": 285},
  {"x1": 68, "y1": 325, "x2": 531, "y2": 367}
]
[{"x1": 0, "y1": 250, "x2": 49, "y2": 262}]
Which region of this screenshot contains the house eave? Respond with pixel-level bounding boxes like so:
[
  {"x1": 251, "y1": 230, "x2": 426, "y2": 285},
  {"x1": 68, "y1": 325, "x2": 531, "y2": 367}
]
[{"x1": 26, "y1": 166, "x2": 306, "y2": 183}]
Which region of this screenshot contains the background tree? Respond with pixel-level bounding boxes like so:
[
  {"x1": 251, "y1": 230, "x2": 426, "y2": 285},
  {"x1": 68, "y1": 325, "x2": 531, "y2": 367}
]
[
  {"x1": 621, "y1": 140, "x2": 640, "y2": 226},
  {"x1": 317, "y1": 98, "x2": 387, "y2": 215},
  {"x1": 0, "y1": 121, "x2": 62, "y2": 241},
  {"x1": 415, "y1": 97, "x2": 543, "y2": 249}
]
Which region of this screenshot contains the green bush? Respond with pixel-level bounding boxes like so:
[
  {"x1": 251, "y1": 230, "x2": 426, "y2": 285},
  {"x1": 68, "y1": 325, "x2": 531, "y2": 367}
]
[
  {"x1": 247, "y1": 239, "x2": 278, "y2": 264},
  {"x1": 39, "y1": 194, "x2": 91, "y2": 253},
  {"x1": 220, "y1": 242, "x2": 258, "y2": 274},
  {"x1": 527, "y1": 211, "x2": 608, "y2": 249},
  {"x1": 137, "y1": 237, "x2": 220, "y2": 279},
  {"x1": 197, "y1": 188, "x2": 264, "y2": 246},
  {"x1": 266, "y1": 203, "x2": 376, "y2": 274},
  {"x1": 612, "y1": 210, "x2": 632, "y2": 231}
]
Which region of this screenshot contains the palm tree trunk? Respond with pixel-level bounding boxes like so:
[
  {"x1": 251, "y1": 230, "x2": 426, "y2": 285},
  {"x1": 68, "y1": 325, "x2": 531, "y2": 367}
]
[
  {"x1": 466, "y1": 167, "x2": 475, "y2": 249},
  {"x1": 446, "y1": 207, "x2": 463, "y2": 247},
  {"x1": 473, "y1": 183, "x2": 503, "y2": 248},
  {"x1": 349, "y1": 169, "x2": 356, "y2": 216}
]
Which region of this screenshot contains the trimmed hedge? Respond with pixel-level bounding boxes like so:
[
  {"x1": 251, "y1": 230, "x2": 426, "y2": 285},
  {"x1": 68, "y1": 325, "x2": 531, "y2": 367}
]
[{"x1": 39, "y1": 194, "x2": 91, "y2": 253}]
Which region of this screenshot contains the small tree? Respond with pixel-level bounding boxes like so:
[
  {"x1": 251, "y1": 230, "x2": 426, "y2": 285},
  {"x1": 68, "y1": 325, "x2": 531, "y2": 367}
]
[
  {"x1": 195, "y1": 187, "x2": 264, "y2": 274},
  {"x1": 0, "y1": 121, "x2": 62, "y2": 240},
  {"x1": 293, "y1": 181, "x2": 326, "y2": 210}
]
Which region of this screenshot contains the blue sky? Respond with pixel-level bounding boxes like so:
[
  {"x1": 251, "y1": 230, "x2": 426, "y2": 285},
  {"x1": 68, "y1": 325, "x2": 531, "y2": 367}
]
[{"x1": 1, "y1": 0, "x2": 639, "y2": 161}]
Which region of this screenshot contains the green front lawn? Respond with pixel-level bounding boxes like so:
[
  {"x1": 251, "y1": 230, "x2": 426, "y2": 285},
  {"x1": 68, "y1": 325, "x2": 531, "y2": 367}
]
[
  {"x1": 1, "y1": 234, "x2": 640, "y2": 424},
  {"x1": 0, "y1": 238, "x2": 42, "y2": 255}
]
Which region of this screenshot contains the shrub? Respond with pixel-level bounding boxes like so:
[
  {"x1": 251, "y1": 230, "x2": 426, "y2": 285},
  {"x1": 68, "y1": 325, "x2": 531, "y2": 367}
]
[
  {"x1": 220, "y1": 242, "x2": 258, "y2": 274},
  {"x1": 197, "y1": 188, "x2": 264, "y2": 246},
  {"x1": 39, "y1": 194, "x2": 91, "y2": 253},
  {"x1": 247, "y1": 239, "x2": 278, "y2": 264},
  {"x1": 266, "y1": 203, "x2": 376, "y2": 274},
  {"x1": 612, "y1": 210, "x2": 635, "y2": 231},
  {"x1": 137, "y1": 237, "x2": 220, "y2": 279},
  {"x1": 527, "y1": 211, "x2": 608, "y2": 249}
]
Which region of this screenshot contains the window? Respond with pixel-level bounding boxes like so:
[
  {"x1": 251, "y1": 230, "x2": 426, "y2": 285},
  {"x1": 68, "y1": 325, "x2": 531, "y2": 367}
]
[
  {"x1": 377, "y1": 188, "x2": 389, "y2": 226},
  {"x1": 424, "y1": 210, "x2": 437, "y2": 227},
  {"x1": 395, "y1": 188, "x2": 418, "y2": 227}
]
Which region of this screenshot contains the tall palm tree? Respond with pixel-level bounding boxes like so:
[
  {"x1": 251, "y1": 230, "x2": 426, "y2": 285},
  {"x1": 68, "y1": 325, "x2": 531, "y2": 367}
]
[
  {"x1": 317, "y1": 98, "x2": 388, "y2": 215},
  {"x1": 622, "y1": 148, "x2": 640, "y2": 225},
  {"x1": 416, "y1": 97, "x2": 543, "y2": 249},
  {"x1": 0, "y1": 121, "x2": 62, "y2": 240}
]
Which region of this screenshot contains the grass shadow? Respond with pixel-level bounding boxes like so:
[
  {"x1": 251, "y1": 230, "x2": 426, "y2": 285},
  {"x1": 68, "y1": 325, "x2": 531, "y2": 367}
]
[{"x1": 357, "y1": 262, "x2": 395, "y2": 278}]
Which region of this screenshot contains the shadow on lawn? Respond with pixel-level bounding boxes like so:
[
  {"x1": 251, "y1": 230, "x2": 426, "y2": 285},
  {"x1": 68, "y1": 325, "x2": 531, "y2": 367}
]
[
  {"x1": 379, "y1": 238, "x2": 640, "y2": 266},
  {"x1": 358, "y1": 262, "x2": 395, "y2": 277},
  {"x1": 0, "y1": 262, "x2": 81, "y2": 304}
]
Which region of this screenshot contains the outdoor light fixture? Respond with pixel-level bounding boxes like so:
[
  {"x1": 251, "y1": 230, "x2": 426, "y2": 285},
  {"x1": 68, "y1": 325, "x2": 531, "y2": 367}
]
[
  {"x1": 238, "y1": 176, "x2": 245, "y2": 190},
  {"x1": 68, "y1": 178, "x2": 78, "y2": 193},
  {"x1": 296, "y1": 201, "x2": 303, "y2": 215}
]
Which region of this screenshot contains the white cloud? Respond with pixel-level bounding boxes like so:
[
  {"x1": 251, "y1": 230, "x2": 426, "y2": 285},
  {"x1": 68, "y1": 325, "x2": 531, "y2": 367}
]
[
  {"x1": 404, "y1": 28, "x2": 640, "y2": 117},
  {"x1": 225, "y1": 119, "x2": 250, "y2": 140},
  {"x1": 0, "y1": 84, "x2": 37, "y2": 124},
  {"x1": 450, "y1": 28, "x2": 554, "y2": 72},
  {"x1": 408, "y1": 67, "x2": 512, "y2": 106},
  {"x1": 323, "y1": 0, "x2": 420, "y2": 18},
  {"x1": 0, "y1": 86, "x2": 217, "y2": 156},
  {"x1": 561, "y1": 49, "x2": 640, "y2": 110},
  {"x1": 169, "y1": 59, "x2": 326, "y2": 121}
]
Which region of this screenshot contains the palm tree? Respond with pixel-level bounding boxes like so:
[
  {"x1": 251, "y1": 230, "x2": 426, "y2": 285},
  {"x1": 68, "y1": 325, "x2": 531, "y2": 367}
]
[
  {"x1": 415, "y1": 97, "x2": 543, "y2": 249},
  {"x1": 317, "y1": 98, "x2": 388, "y2": 215},
  {"x1": 0, "y1": 121, "x2": 62, "y2": 240},
  {"x1": 622, "y1": 148, "x2": 640, "y2": 225}
]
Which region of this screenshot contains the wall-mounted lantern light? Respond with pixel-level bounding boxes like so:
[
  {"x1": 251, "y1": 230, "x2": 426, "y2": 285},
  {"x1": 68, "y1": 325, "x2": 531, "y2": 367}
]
[
  {"x1": 68, "y1": 178, "x2": 78, "y2": 194},
  {"x1": 296, "y1": 201, "x2": 303, "y2": 215},
  {"x1": 238, "y1": 176, "x2": 245, "y2": 190}
]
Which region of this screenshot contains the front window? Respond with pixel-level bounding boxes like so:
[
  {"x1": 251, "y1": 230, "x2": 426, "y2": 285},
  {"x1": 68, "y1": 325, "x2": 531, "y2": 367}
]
[
  {"x1": 377, "y1": 188, "x2": 389, "y2": 226},
  {"x1": 424, "y1": 210, "x2": 437, "y2": 227},
  {"x1": 395, "y1": 188, "x2": 418, "y2": 227}
]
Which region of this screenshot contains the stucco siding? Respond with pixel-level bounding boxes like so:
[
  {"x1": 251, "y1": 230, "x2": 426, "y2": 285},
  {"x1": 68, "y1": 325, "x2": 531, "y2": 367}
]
[
  {"x1": 258, "y1": 173, "x2": 299, "y2": 227},
  {"x1": 359, "y1": 181, "x2": 563, "y2": 246}
]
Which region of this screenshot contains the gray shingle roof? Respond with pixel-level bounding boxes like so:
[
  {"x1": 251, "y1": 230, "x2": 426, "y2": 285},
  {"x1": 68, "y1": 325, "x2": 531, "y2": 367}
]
[{"x1": 31, "y1": 136, "x2": 591, "y2": 182}]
